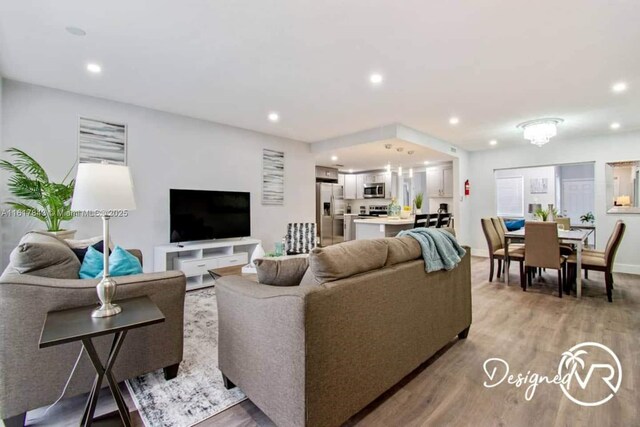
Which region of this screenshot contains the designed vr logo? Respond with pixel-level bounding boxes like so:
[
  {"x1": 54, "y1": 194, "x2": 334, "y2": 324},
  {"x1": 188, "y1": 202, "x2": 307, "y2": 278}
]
[
  {"x1": 483, "y1": 342, "x2": 622, "y2": 406},
  {"x1": 558, "y1": 342, "x2": 622, "y2": 407}
]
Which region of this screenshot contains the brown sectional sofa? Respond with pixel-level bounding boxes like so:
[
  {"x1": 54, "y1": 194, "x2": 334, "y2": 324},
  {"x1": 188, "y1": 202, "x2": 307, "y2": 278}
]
[{"x1": 216, "y1": 235, "x2": 472, "y2": 427}]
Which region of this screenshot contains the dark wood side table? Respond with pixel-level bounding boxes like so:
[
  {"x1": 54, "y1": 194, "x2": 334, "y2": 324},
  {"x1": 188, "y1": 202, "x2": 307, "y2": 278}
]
[{"x1": 39, "y1": 296, "x2": 165, "y2": 427}]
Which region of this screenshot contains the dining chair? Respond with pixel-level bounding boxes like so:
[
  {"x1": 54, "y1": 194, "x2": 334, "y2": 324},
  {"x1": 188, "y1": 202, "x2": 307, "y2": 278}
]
[
  {"x1": 481, "y1": 218, "x2": 524, "y2": 283},
  {"x1": 436, "y1": 213, "x2": 452, "y2": 228},
  {"x1": 567, "y1": 220, "x2": 625, "y2": 302},
  {"x1": 523, "y1": 221, "x2": 566, "y2": 298},
  {"x1": 556, "y1": 217, "x2": 571, "y2": 230},
  {"x1": 414, "y1": 214, "x2": 430, "y2": 228}
]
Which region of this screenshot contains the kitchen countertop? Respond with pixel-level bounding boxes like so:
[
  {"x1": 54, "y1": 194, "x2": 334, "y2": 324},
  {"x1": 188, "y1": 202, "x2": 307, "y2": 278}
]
[{"x1": 353, "y1": 217, "x2": 416, "y2": 225}]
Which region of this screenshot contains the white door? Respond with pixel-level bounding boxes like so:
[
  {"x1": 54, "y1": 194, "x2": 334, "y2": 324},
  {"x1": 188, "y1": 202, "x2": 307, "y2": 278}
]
[{"x1": 562, "y1": 179, "x2": 595, "y2": 224}]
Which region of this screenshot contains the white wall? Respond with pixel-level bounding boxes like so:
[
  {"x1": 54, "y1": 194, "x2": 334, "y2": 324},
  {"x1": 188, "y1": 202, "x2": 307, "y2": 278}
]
[
  {"x1": 0, "y1": 80, "x2": 315, "y2": 271},
  {"x1": 468, "y1": 131, "x2": 640, "y2": 273}
]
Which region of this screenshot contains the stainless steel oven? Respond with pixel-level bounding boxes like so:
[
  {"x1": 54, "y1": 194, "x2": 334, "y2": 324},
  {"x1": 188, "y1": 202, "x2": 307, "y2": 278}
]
[{"x1": 363, "y1": 182, "x2": 385, "y2": 199}]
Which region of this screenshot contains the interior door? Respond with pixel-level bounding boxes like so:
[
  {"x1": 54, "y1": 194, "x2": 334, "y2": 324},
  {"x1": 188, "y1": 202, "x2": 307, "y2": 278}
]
[{"x1": 562, "y1": 179, "x2": 595, "y2": 224}]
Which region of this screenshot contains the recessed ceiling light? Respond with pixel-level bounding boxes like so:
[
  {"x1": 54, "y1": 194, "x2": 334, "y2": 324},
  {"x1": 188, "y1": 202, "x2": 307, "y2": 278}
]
[
  {"x1": 86, "y1": 63, "x2": 101, "y2": 73},
  {"x1": 610, "y1": 122, "x2": 621, "y2": 130},
  {"x1": 268, "y1": 112, "x2": 280, "y2": 122},
  {"x1": 449, "y1": 117, "x2": 460, "y2": 125},
  {"x1": 489, "y1": 140, "x2": 498, "y2": 146},
  {"x1": 66, "y1": 26, "x2": 86, "y2": 36},
  {"x1": 370, "y1": 73, "x2": 383, "y2": 84},
  {"x1": 611, "y1": 82, "x2": 628, "y2": 93},
  {"x1": 331, "y1": 155, "x2": 338, "y2": 161},
  {"x1": 348, "y1": 169, "x2": 353, "y2": 173},
  {"x1": 424, "y1": 161, "x2": 430, "y2": 165}
]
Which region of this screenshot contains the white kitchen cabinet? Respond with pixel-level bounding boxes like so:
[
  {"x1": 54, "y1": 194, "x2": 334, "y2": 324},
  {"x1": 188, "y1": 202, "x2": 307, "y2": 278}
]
[
  {"x1": 338, "y1": 173, "x2": 345, "y2": 187},
  {"x1": 344, "y1": 174, "x2": 357, "y2": 199},
  {"x1": 426, "y1": 166, "x2": 453, "y2": 198},
  {"x1": 442, "y1": 167, "x2": 453, "y2": 197},
  {"x1": 356, "y1": 174, "x2": 365, "y2": 199}
]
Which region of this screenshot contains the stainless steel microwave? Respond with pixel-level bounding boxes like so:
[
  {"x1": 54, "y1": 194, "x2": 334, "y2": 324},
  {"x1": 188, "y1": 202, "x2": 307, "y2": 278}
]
[{"x1": 363, "y1": 182, "x2": 385, "y2": 199}]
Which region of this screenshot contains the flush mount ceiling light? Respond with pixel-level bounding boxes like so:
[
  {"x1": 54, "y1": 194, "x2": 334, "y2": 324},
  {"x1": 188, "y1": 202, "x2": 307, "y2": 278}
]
[
  {"x1": 268, "y1": 112, "x2": 280, "y2": 122},
  {"x1": 66, "y1": 26, "x2": 86, "y2": 36},
  {"x1": 611, "y1": 82, "x2": 628, "y2": 93},
  {"x1": 517, "y1": 118, "x2": 564, "y2": 147},
  {"x1": 370, "y1": 73, "x2": 383, "y2": 84},
  {"x1": 86, "y1": 63, "x2": 101, "y2": 73},
  {"x1": 423, "y1": 161, "x2": 430, "y2": 165},
  {"x1": 610, "y1": 122, "x2": 621, "y2": 130},
  {"x1": 489, "y1": 139, "x2": 498, "y2": 146},
  {"x1": 449, "y1": 117, "x2": 460, "y2": 125},
  {"x1": 331, "y1": 155, "x2": 338, "y2": 161}
]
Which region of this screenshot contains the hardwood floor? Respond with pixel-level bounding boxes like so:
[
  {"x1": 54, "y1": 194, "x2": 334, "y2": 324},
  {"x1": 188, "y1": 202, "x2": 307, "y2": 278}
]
[{"x1": 23, "y1": 257, "x2": 639, "y2": 427}]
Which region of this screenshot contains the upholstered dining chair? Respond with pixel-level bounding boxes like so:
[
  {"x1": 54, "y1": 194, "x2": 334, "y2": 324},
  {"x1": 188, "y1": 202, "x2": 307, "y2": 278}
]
[
  {"x1": 523, "y1": 221, "x2": 566, "y2": 297},
  {"x1": 285, "y1": 223, "x2": 316, "y2": 255},
  {"x1": 567, "y1": 220, "x2": 625, "y2": 302},
  {"x1": 556, "y1": 217, "x2": 571, "y2": 230},
  {"x1": 481, "y1": 218, "x2": 524, "y2": 283},
  {"x1": 414, "y1": 214, "x2": 430, "y2": 228}
]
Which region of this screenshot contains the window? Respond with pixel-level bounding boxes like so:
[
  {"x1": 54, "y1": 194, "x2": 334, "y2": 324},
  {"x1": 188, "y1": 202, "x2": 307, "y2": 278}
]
[{"x1": 496, "y1": 176, "x2": 524, "y2": 217}]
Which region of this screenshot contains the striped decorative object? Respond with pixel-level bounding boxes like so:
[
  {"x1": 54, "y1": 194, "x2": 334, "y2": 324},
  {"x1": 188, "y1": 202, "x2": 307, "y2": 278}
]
[{"x1": 285, "y1": 223, "x2": 316, "y2": 255}]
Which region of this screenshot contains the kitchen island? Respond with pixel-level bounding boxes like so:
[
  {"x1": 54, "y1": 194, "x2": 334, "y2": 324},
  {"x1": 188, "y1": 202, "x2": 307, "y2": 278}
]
[{"x1": 354, "y1": 217, "x2": 416, "y2": 240}]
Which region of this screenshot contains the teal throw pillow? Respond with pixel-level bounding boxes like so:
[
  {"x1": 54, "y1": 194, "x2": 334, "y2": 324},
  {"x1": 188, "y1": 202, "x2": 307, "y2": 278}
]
[
  {"x1": 79, "y1": 245, "x2": 104, "y2": 279},
  {"x1": 105, "y1": 246, "x2": 143, "y2": 277},
  {"x1": 79, "y1": 245, "x2": 143, "y2": 279}
]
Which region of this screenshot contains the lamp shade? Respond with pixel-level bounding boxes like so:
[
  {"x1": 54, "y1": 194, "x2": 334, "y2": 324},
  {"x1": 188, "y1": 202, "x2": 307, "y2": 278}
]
[{"x1": 71, "y1": 163, "x2": 136, "y2": 211}]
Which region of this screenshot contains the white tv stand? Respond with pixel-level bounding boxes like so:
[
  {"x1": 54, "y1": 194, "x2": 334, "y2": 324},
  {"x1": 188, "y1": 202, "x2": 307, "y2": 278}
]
[{"x1": 154, "y1": 238, "x2": 261, "y2": 291}]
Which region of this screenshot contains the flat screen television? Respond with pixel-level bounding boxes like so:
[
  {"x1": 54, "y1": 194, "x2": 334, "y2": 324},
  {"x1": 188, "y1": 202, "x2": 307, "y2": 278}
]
[{"x1": 170, "y1": 189, "x2": 251, "y2": 243}]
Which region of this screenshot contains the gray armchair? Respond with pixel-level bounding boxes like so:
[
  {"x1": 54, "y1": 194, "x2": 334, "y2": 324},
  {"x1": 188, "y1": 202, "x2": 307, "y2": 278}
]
[{"x1": 0, "y1": 234, "x2": 186, "y2": 427}]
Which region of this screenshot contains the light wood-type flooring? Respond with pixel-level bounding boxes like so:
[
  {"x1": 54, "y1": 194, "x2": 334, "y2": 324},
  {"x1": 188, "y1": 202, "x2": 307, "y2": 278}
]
[{"x1": 22, "y1": 257, "x2": 639, "y2": 427}]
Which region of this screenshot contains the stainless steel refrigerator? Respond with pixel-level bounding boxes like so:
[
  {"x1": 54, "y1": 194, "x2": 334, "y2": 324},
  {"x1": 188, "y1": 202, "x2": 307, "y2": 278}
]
[{"x1": 316, "y1": 182, "x2": 345, "y2": 246}]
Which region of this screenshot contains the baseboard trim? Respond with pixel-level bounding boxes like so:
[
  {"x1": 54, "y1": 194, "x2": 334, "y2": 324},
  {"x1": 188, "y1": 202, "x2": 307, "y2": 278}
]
[
  {"x1": 471, "y1": 248, "x2": 489, "y2": 258},
  {"x1": 472, "y1": 249, "x2": 638, "y2": 275},
  {"x1": 613, "y1": 263, "x2": 640, "y2": 275}
]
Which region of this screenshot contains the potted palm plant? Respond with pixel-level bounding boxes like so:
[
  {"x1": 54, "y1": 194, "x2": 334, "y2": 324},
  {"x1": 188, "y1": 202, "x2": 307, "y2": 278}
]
[{"x1": 0, "y1": 148, "x2": 76, "y2": 238}]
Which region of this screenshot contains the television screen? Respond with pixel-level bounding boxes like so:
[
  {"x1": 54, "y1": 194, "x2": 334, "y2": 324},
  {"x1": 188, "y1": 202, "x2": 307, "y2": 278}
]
[{"x1": 170, "y1": 189, "x2": 251, "y2": 242}]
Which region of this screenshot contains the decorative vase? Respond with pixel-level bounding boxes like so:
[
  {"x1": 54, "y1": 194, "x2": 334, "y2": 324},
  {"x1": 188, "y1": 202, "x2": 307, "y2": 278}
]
[
  {"x1": 415, "y1": 208, "x2": 422, "y2": 215},
  {"x1": 250, "y1": 243, "x2": 265, "y2": 267},
  {"x1": 43, "y1": 229, "x2": 77, "y2": 240},
  {"x1": 400, "y1": 210, "x2": 410, "y2": 219},
  {"x1": 547, "y1": 204, "x2": 555, "y2": 222},
  {"x1": 388, "y1": 199, "x2": 401, "y2": 218}
]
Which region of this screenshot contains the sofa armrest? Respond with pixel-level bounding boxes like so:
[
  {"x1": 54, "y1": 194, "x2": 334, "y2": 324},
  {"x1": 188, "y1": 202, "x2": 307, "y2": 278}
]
[
  {"x1": 0, "y1": 270, "x2": 186, "y2": 419},
  {"x1": 215, "y1": 276, "x2": 319, "y2": 426}
]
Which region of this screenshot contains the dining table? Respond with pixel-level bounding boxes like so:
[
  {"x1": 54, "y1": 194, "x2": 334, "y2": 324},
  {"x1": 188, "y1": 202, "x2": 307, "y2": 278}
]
[{"x1": 503, "y1": 227, "x2": 593, "y2": 298}]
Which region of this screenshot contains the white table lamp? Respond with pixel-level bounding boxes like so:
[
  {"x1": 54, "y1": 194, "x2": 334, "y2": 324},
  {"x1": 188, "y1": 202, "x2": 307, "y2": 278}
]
[{"x1": 72, "y1": 163, "x2": 136, "y2": 317}]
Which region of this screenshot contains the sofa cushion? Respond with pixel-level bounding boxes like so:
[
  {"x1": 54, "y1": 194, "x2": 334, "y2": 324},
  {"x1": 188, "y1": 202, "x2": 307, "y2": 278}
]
[
  {"x1": 383, "y1": 236, "x2": 422, "y2": 266},
  {"x1": 5, "y1": 241, "x2": 81, "y2": 279},
  {"x1": 255, "y1": 255, "x2": 309, "y2": 286},
  {"x1": 308, "y1": 239, "x2": 388, "y2": 284}
]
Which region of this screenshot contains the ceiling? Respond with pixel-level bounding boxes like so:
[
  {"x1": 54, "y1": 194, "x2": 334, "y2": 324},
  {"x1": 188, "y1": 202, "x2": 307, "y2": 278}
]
[
  {"x1": 315, "y1": 139, "x2": 454, "y2": 172},
  {"x1": 1, "y1": 1, "x2": 639, "y2": 150}
]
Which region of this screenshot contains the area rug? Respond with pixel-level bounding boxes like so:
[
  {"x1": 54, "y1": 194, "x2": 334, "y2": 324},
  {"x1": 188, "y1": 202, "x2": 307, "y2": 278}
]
[{"x1": 126, "y1": 288, "x2": 246, "y2": 427}]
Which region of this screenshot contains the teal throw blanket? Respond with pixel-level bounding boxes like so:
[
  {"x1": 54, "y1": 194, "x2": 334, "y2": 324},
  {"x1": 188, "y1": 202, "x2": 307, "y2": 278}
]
[{"x1": 397, "y1": 228, "x2": 466, "y2": 272}]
